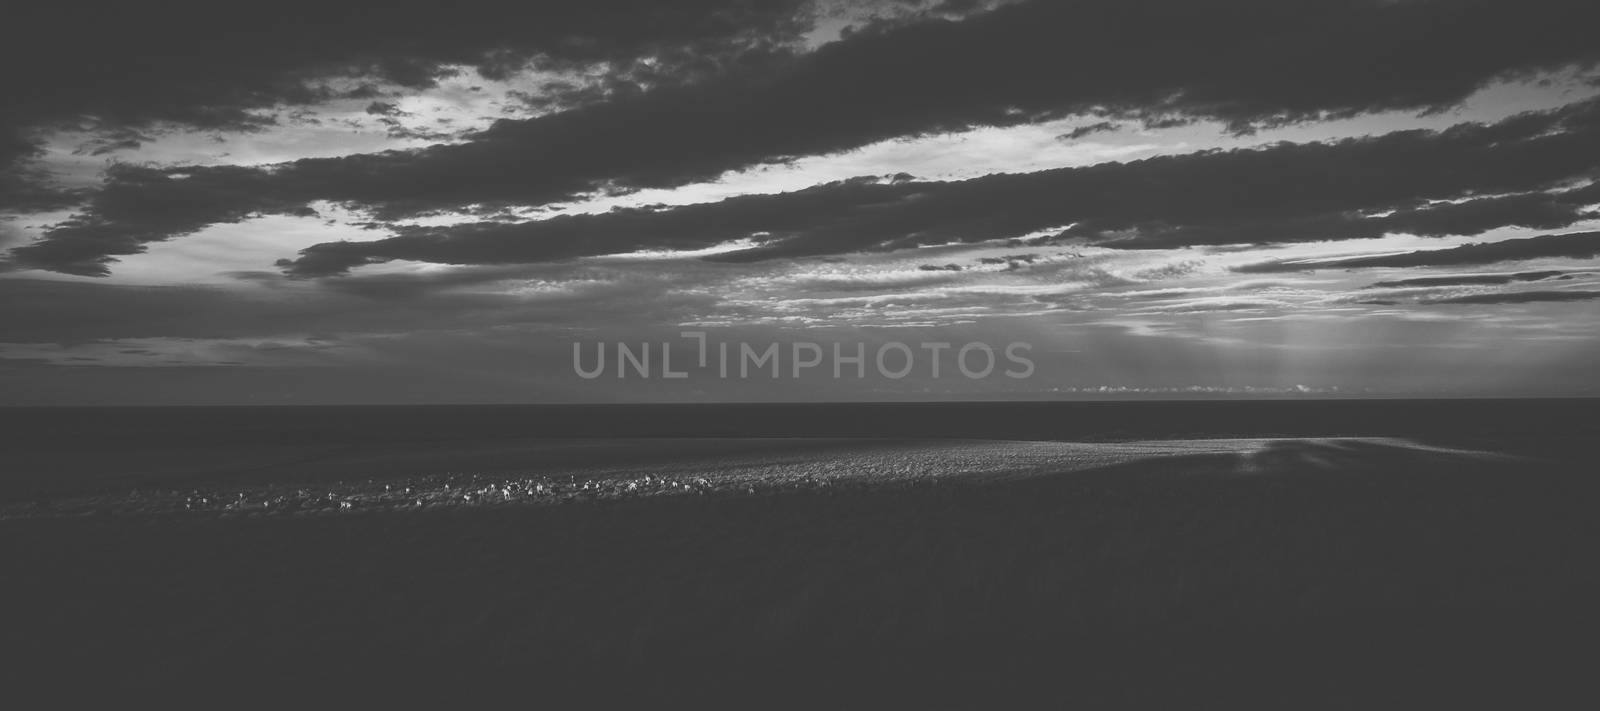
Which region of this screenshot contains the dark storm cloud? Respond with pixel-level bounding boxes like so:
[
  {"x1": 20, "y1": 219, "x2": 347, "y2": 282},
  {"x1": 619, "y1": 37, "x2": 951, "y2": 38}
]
[
  {"x1": 8, "y1": 164, "x2": 306, "y2": 277},
  {"x1": 1367, "y1": 271, "x2": 1567, "y2": 288},
  {"x1": 267, "y1": 99, "x2": 1600, "y2": 276},
  {"x1": 0, "y1": 271, "x2": 714, "y2": 345},
  {"x1": 1, "y1": 0, "x2": 810, "y2": 135},
  {"x1": 0, "y1": 277, "x2": 492, "y2": 343},
  {"x1": 1069, "y1": 183, "x2": 1599, "y2": 252},
  {"x1": 0, "y1": 133, "x2": 82, "y2": 214},
  {"x1": 978, "y1": 254, "x2": 1039, "y2": 265},
  {"x1": 1236, "y1": 231, "x2": 1600, "y2": 273},
  {"x1": 11, "y1": 0, "x2": 1600, "y2": 276},
  {"x1": 1431, "y1": 290, "x2": 1600, "y2": 304},
  {"x1": 276, "y1": 176, "x2": 913, "y2": 276},
  {"x1": 1058, "y1": 122, "x2": 1119, "y2": 141},
  {"x1": 0, "y1": 0, "x2": 813, "y2": 224}
]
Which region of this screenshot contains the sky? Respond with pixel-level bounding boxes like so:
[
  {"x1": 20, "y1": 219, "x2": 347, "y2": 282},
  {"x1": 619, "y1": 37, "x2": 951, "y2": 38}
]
[{"x1": 2, "y1": 0, "x2": 1599, "y2": 404}]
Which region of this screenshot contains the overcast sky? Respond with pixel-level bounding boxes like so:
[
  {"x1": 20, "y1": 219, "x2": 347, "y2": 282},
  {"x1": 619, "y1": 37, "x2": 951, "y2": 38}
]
[{"x1": 3, "y1": 0, "x2": 1599, "y2": 404}]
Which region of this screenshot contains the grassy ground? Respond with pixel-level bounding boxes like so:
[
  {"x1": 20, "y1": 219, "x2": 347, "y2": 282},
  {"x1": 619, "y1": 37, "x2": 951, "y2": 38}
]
[{"x1": 5, "y1": 439, "x2": 1598, "y2": 707}]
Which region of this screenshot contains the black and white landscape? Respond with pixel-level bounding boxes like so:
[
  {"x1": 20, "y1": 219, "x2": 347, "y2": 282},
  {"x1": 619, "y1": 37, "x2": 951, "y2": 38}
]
[{"x1": 3, "y1": 1, "x2": 1599, "y2": 706}]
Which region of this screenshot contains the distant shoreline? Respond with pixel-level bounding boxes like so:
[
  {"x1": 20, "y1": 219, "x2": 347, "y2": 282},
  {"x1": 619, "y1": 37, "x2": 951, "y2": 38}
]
[
  {"x1": 5, "y1": 394, "x2": 1598, "y2": 408},
  {"x1": 4, "y1": 397, "x2": 1596, "y2": 442}
]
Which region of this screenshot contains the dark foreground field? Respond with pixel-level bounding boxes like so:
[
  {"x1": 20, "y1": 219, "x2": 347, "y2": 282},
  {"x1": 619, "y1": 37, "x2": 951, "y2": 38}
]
[{"x1": 5, "y1": 431, "x2": 1599, "y2": 707}]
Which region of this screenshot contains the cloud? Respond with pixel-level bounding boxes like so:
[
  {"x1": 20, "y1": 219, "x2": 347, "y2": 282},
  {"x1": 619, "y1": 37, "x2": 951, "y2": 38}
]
[
  {"x1": 1097, "y1": 185, "x2": 1599, "y2": 250},
  {"x1": 0, "y1": 0, "x2": 817, "y2": 225},
  {"x1": 250, "y1": 99, "x2": 1600, "y2": 276},
  {"x1": 1430, "y1": 289, "x2": 1600, "y2": 304},
  {"x1": 1235, "y1": 231, "x2": 1600, "y2": 272},
  {"x1": 0, "y1": 130, "x2": 82, "y2": 215},
  {"x1": 1058, "y1": 121, "x2": 1119, "y2": 141},
  {"x1": 272, "y1": 176, "x2": 916, "y2": 276},
  {"x1": 13, "y1": 0, "x2": 1600, "y2": 276},
  {"x1": 1367, "y1": 270, "x2": 1567, "y2": 288},
  {"x1": 1, "y1": 0, "x2": 813, "y2": 136},
  {"x1": 228, "y1": 0, "x2": 1600, "y2": 210},
  {"x1": 0, "y1": 268, "x2": 715, "y2": 345}
]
